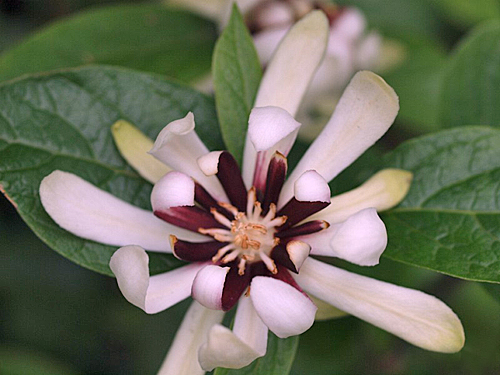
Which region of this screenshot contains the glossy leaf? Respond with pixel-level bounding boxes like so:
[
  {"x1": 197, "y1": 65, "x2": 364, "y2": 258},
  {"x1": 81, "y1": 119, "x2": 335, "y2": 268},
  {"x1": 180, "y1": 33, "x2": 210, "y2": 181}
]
[
  {"x1": 213, "y1": 4, "x2": 262, "y2": 164},
  {"x1": 0, "y1": 4, "x2": 217, "y2": 83},
  {"x1": 381, "y1": 126, "x2": 500, "y2": 283},
  {"x1": 0, "y1": 65, "x2": 224, "y2": 276},
  {"x1": 214, "y1": 333, "x2": 299, "y2": 375},
  {"x1": 438, "y1": 21, "x2": 500, "y2": 129}
]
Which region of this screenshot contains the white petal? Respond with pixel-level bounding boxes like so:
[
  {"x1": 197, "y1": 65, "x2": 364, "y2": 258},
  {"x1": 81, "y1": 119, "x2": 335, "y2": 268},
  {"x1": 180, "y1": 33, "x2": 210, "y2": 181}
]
[
  {"x1": 310, "y1": 169, "x2": 413, "y2": 224},
  {"x1": 197, "y1": 151, "x2": 224, "y2": 176},
  {"x1": 111, "y1": 120, "x2": 171, "y2": 184},
  {"x1": 248, "y1": 106, "x2": 301, "y2": 152},
  {"x1": 330, "y1": 208, "x2": 387, "y2": 266},
  {"x1": 151, "y1": 171, "x2": 195, "y2": 210},
  {"x1": 158, "y1": 301, "x2": 224, "y2": 375},
  {"x1": 199, "y1": 297, "x2": 268, "y2": 371},
  {"x1": 39, "y1": 170, "x2": 198, "y2": 252},
  {"x1": 310, "y1": 295, "x2": 348, "y2": 321},
  {"x1": 149, "y1": 112, "x2": 226, "y2": 200},
  {"x1": 109, "y1": 246, "x2": 205, "y2": 314},
  {"x1": 281, "y1": 71, "x2": 399, "y2": 203},
  {"x1": 191, "y1": 265, "x2": 229, "y2": 310},
  {"x1": 294, "y1": 258, "x2": 465, "y2": 353},
  {"x1": 286, "y1": 240, "x2": 310, "y2": 272},
  {"x1": 250, "y1": 276, "x2": 316, "y2": 338},
  {"x1": 242, "y1": 10, "x2": 329, "y2": 187},
  {"x1": 253, "y1": 26, "x2": 289, "y2": 65},
  {"x1": 293, "y1": 170, "x2": 330, "y2": 203}
]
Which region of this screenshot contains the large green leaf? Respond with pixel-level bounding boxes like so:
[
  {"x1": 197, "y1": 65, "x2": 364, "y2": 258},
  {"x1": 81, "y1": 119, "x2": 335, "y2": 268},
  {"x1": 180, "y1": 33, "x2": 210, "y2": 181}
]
[
  {"x1": 214, "y1": 333, "x2": 299, "y2": 375},
  {"x1": 213, "y1": 4, "x2": 262, "y2": 164},
  {"x1": 438, "y1": 21, "x2": 500, "y2": 129},
  {"x1": 0, "y1": 4, "x2": 217, "y2": 83},
  {"x1": 0, "y1": 65, "x2": 224, "y2": 276},
  {"x1": 381, "y1": 126, "x2": 500, "y2": 283}
]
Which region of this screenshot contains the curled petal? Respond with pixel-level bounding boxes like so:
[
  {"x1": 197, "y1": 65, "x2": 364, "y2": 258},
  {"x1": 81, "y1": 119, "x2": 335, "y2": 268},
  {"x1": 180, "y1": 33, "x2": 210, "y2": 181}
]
[
  {"x1": 304, "y1": 208, "x2": 387, "y2": 266},
  {"x1": 311, "y1": 169, "x2": 413, "y2": 224},
  {"x1": 281, "y1": 71, "x2": 399, "y2": 203},
  {"x1": 151, "y1": 171, "x2": 195, "y2": 210},
  {"x1": 293, "y1": 170, "x2": 330, "y2": 203},
  {"x1": 199, "y1": 297, "x2": 268, "y2": 371},
  {"x1": 39, "y1": 170, "x2": 198, "y2": 252},
  {"x1": 149, "y1": 112, "x2": 226, "y2": 200},
  {"x1": 111, "y1": 120, "x2": 170, "y2": 184},
  {"x1": 191, "y1": 265, "x2": 229, "y2": 310},
  {"x1": 271, "y1": 240, "x2": 310, "y2": 273},
  {"x1": 294, "y1": 258, "x2": 465, "y2": 353},
  {"x1": 158, "y1": 301, "x2": 224, "y2": 375},
  {"x1": 242, "y1": 10, "x2": 329, "y2": 187},
  {"x1": 109, "y1": 246, "x2": 205, "y2": 314},
  {"x1": 250, "y1": 276, "x2": 317, "y2": 338}
]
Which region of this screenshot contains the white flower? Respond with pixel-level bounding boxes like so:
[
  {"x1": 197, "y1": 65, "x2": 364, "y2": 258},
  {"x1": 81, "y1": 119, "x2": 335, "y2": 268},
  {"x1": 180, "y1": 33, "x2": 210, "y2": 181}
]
[{"x1": 39, "y1": 10, "x2": 464, "y2": 375}]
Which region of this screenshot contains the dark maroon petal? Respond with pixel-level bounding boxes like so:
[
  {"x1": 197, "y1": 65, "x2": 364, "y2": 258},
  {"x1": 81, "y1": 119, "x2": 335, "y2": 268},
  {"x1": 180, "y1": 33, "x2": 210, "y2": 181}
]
[
  {"x1": 262, "y1": 152, "x2": 287, "y2": 215},
  {"x1": 154, "y1": 206, "x2": 225, "y2": 233},
  {"x1": 277, "y1": 198, "x2": 329, "y2": 230},
  {"x1": 217, "y1": 151, "x2": 248, "y2": 212},
  {"x1": 194, "y1": 182, "x2": 233, "y2": 220},
  {"x1": 221, "y1": 263, "x2": 252, "y2": 311},
  {"x1": 272, "y1": 264, "x2": 307, "y2": 295},
  {"x1": 271, "y1": 244, "x2": 298, "y2": 273},
  {"x1": 277, "y1": 220, "x2": 329, "y2": 239},
  {"x1": 170, "y1": 236, "x2": 228, "y2": 262}
]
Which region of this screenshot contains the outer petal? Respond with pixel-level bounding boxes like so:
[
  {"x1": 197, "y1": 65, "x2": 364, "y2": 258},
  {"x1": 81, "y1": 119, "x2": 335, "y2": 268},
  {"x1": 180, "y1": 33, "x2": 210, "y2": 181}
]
[
  {"x1": 310, "y1": 169, "x2": 413, "y2": 224},
  {"x1": 294, "y1": 258, "x2": 465, "y2": 353},
  {"x1": 151, "y1": 171, "x2": 195, "y2": 210},
  {"x1": 250, "y1": 276, "x2": 317, "y2": 338},
  {"x1": 158, "y1": 301, "x2": 225, "y2": 375},
  {"x1": 111, "y1": 120, "x2": 170, "y2": 184},
  {"x1": 310, "y1": 295, "x2": 348, "y2": 321},
  {"x1": 40, "y1": 170, "x2": 199, "y2": 252},
  {"x1": 199, "y1": 296, "x2": 268, "y2": 371},
  {"x1": 149, "y1": 112, "x2": 226, "y2": 200},
  {"x1": 242, "y1": 10, "x2": 329, "y2": 187},
  {"x1": 191, "y1": 265, "x2": 229, "y2": 310},
  {"x1": 303, "y1": 208, "x2": 387, "y2": 266},
  {"x1": 281, "y1": 71, "x2": 399, "y2": 204},
  {"x1": 109, "y1": 246, "x2": 206, "y2": 314}
]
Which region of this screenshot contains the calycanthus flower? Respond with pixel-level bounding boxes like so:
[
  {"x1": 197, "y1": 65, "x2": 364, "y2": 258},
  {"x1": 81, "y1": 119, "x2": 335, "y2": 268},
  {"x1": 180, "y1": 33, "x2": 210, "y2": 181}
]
[{"x1": 39, "y1": 10, "x2": 464, "y2": 375}]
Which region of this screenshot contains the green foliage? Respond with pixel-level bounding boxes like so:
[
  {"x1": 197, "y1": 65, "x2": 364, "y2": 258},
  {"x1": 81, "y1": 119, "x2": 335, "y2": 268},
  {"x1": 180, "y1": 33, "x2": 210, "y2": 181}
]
[
  {"x1": 0, "y1": 65, "x2": 224, "y2": 276},
  {"x1": 214, "y1": 333, "x2": 299, "y2": 375},
  {"x1": 0, "y1": 4, "x2": 217, "y2": 83},
  {"x1": 213, "y1": 5, "x2": 262, "y2": 164},
  {"x1": 381, "y1": 126, "x2": 500, "y2": 283},
  {"x1": 439, "y1": 21, "x2": 500, "y2": 129},
  {"x1": 428, "y1": 0, "x2": 500, "y2": 27}
]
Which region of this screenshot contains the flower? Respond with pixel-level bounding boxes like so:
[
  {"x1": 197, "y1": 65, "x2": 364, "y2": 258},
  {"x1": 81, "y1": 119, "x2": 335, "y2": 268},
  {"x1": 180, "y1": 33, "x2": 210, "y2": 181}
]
[{"x1": 39, "y1": 10, "x2": 464, "y2": 375}]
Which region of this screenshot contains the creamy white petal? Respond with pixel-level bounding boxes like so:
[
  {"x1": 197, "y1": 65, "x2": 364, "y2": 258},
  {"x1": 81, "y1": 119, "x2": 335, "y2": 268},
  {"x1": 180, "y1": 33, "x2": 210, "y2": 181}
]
[
  {"x1": 151, "y1": 171, "x2": 195, "y2": 210},
  {"x1": 286, "y1": 240, "x2": 310, "y2": 272},
  {"x1": 294, "y1": 258, "x2": 465, "y2": 353},
  {"x1": 191, "y1": 265, "x2": 229, "y2": 310},
  {"x1": 310, "y1": 295, "x2": 348, "y2": 321},
  {"x1": 199, "y1": 297, "x2": 268, "y2": 371},
  {"x1": 40, "y1": 170, "x2": 199, "y2": 252},
  {"x1": 310, "y1": 169, "x2": 413, "y2": 224},
  {"x1": 293, "y1": 170, "x2": 330, "y2": 203},
  {"x1": 109, "y1": 246, "x2": 205, "y2": 314},
  {"x1": 149, "y1": 112, "x2": 226, "y2": 200},
  {"x1": 197, "y1": 151, "x2": 224, "y2": 176},
  {"x1": 281, "y1": 71, "x2": 399, "y2": 204},
  {"x1": 242, "y1": 10, "x2": 329, "y2": 187},
  {"x1": 158, "y1": 301, "x2": 225, "y2": 375},
  {"x1": 111, "y1": 120, "x2": 171, "y2": 184},
  {"x1": 250, "y1": 276, "x2": 316, "y2": 338}
]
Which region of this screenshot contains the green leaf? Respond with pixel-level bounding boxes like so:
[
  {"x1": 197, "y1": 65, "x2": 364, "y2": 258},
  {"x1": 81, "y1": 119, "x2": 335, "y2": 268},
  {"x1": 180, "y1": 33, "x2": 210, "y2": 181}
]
[
  {"x1": 380, "y1": 126, "x2": 500, "y2": 283},
  {"x1": 214, "y1": 333, "x2": 299, "y2": 375},
  {"x1": 0, "y1": 4, "x2": 217, "y2": 83},
  {"x1": 427, "y1": 0, "x2": 500, "y2": 28},
  {"x1": 0, "y1": 65, "x2": 224, "y2": 276},
  {"x1": 213, "y1": 4, "x2": 262, "y2": 164},
  {"x1": 438, "y1": 21, "x2": 500, "y2": 129}
]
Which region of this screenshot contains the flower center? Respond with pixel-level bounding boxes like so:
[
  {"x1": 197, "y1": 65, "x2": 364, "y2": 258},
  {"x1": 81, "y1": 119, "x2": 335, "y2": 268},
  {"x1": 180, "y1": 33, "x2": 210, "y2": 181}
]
[{"x1": 199, "y1": 187, "x2": 287, "y2": 275}]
